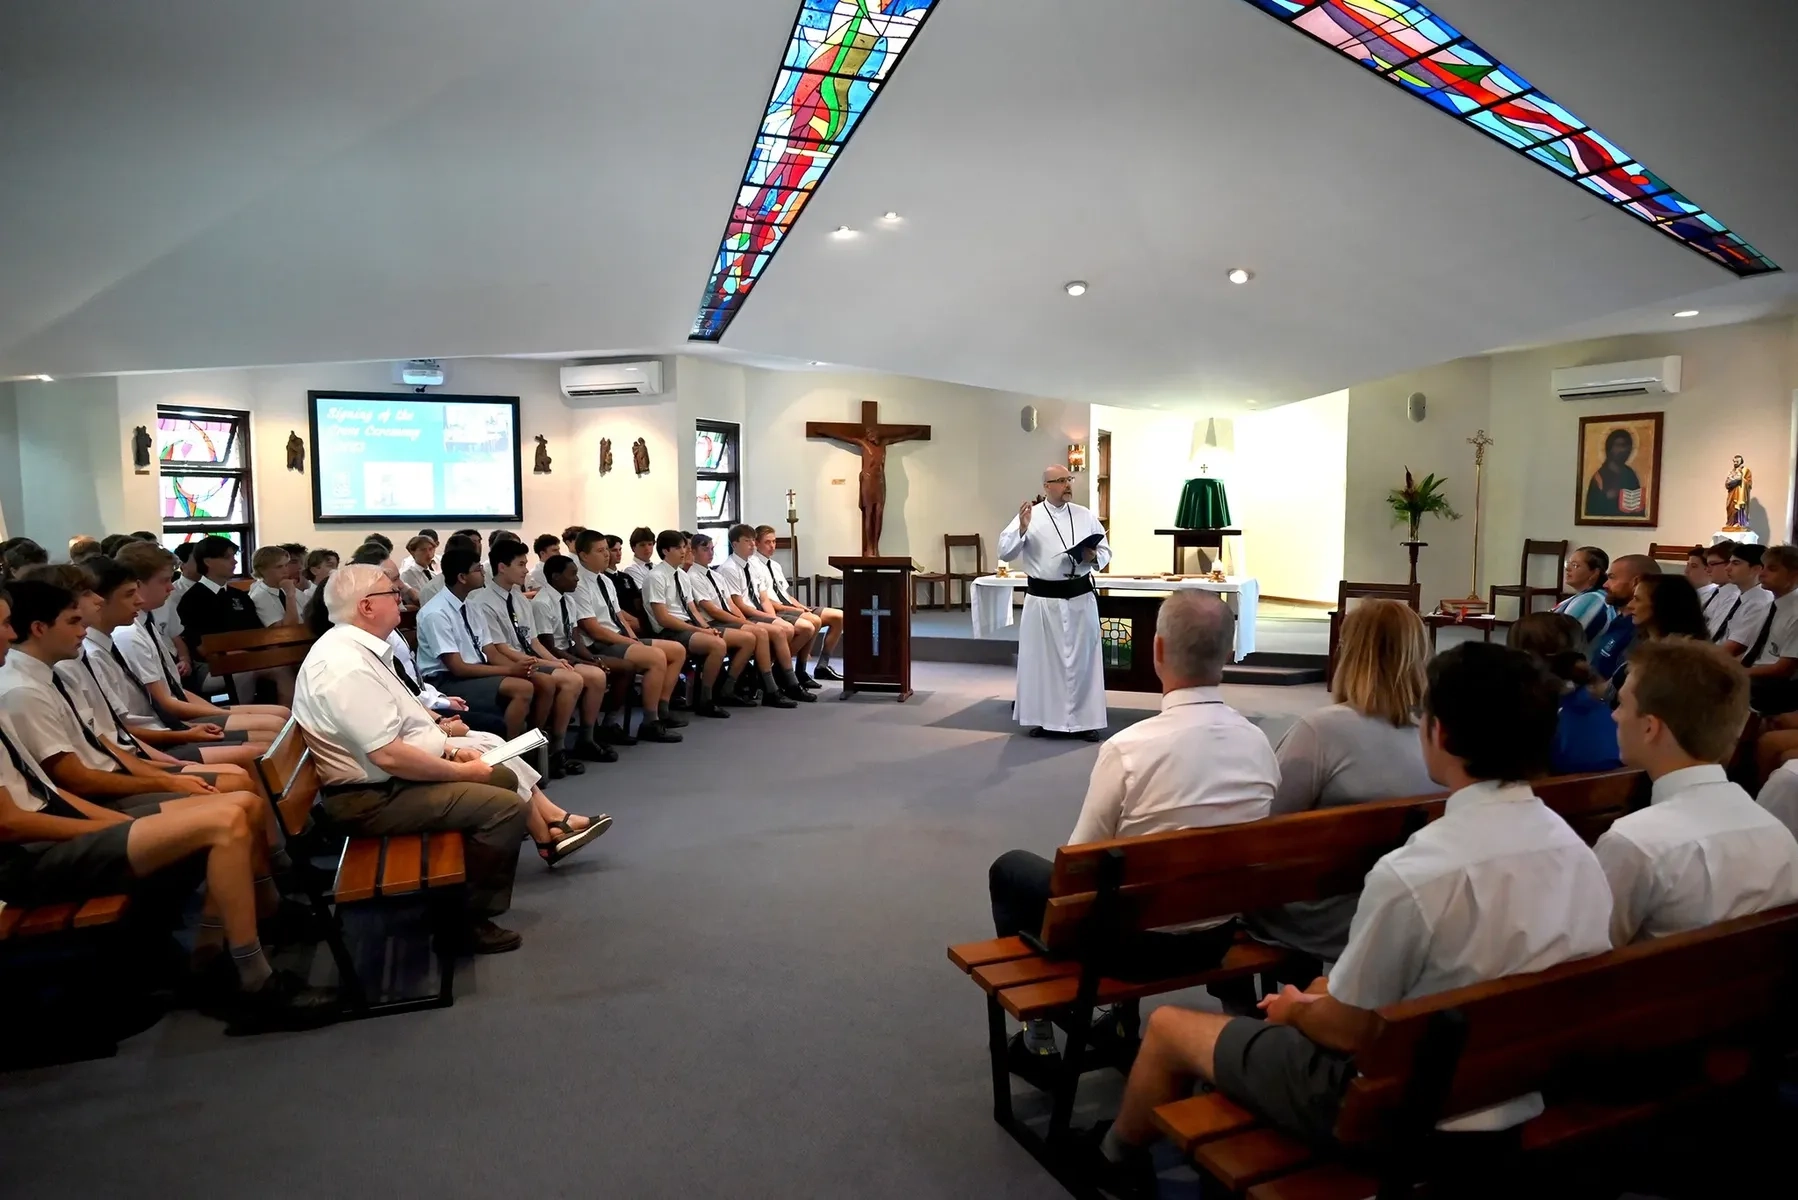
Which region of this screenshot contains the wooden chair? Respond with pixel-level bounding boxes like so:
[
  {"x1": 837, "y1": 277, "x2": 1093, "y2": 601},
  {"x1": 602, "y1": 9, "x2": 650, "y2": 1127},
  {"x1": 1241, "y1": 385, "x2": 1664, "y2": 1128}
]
[
  {"x1": 915, "y1": 534, "x2": 987, "y2": 612},
  {"x1": 1488, "y1": 538, "x2": 1570, "y2": 620},
  {"x1": 197, "y1": 624, "x2": 317, "y2": 704},
  {"x1": 258, "y1": 730, "x2": 467, "y2": 1018},
  {"x1": 946, "y1": 769, "x2": 1645, "y2": 1194},
  {"x1": 1327, "y1": 581, "x2": 1421, "y2": 686},
  {"x1": 227, "y1": 578, "x2": 254, "y2": 592},
  {"x1": 1156, "y1": 901, "x2": 1798, "y2": 1198}
]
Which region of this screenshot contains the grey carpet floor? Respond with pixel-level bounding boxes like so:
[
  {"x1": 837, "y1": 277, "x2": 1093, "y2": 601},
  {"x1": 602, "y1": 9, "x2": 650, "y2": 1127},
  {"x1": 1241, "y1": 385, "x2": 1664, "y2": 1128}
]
[{"x1": 0, "y1": 664, "x2": 1327, "y2": 1199}]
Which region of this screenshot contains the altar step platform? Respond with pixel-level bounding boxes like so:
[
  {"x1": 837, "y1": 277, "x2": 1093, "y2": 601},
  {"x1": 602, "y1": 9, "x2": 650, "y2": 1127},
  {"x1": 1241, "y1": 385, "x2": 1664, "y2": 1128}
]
[{"x1": 911, "y1": 606, "x2": 1329, "y2": 687}]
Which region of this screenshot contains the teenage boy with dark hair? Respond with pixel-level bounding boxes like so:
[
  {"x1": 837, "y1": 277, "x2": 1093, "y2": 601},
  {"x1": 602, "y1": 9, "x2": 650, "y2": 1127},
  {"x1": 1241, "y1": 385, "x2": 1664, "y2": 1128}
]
[
  {"x1": 645, "y1": 531, "x2": 729, "y2": 719},
  {"x1": 362, "y1": 533, "x2": 394, "y2": 555},
  {"x1": 624, "y1": 527, "x2": 658, "y2": 588},
  {"x1": 1089, "y1": 643, "x2": 1613, "y2": 1187},
  {"x1": 453, "y1": 529, "x2": 484, "y2": 558},
  {"x1": 0, "y1": 585, "x2": 336, "y2": 1029},
  {"x1": 1716, "y1": 543, "x2": 1773, "y2": 660},
  {"x1": 414, "y1": 547, "x2": 534, "y2": 741},
  {"x1": 725, "y1": 525, "x2": 810, "y2": 688},
  {"x1": 527, "y1": 534, "x2": 563, "y2": 591},
  {"x1": 400, "y1": 534, "x2": 442, "y2": 603},
  {"x1": 687, "y1": 533, "x2": 802, "y2": 707},
  {"x1": 1601, "y1": 639, "x2": 1798, "y2": 943},
  {"x1": 178, "y1": 534, "x2": 300, "y2": 704},
  {"x1": 465, "y1": 540, "x2": 595, "y2": 777},
  {"x1": 571, "y1": 531, "x2": 684, "y2": 743},
  {"x1": 527, "y1": 554, "x2": 619, "y2": 762},
  {"x1": 742, "y1": 526, "x2": 823, "y2": 689},
  {"x1": 111, "y1": 542, "x2": 289, "y2": 733}
]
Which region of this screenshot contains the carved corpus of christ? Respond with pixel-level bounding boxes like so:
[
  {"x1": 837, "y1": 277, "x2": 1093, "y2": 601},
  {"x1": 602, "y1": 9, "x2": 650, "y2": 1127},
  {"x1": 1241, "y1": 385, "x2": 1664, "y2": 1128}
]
[{"x1": 805, "y1": 400, "x2": 931, "y2": 556}]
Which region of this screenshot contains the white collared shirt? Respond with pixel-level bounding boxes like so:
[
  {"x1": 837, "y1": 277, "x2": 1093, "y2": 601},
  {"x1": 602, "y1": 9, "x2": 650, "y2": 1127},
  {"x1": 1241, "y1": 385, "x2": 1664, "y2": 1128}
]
[
  {"x1": 0, "y1": 649, "x2": 121, "y2": 774},
  {"x1": 54, "y1": 652, "x2": 139, "y2": 751},
  {"x1": 576, "y1": 565, "x2": 628, "y2": 637},
  {"x1": 1703, "y1": 582, "x2": 1740, "y2": 636},
  {"x1": 739, "y1": 553, "x2": 778, "y2": 609},
  {"x1": 0, "y1": 708, "x2": 67, "y2": 814},
  {"x1": 761, "y1": 554, "x2": 801, "y2": 605},
  {"x1": 385, "y1": 631, "x2": 448, "y2": 710},
  {"x1": 530, "y1": 586, "x2": 589, "y2": 652},
  {"x1": 1717, "y1": 584, "x2": 1772, "y2": 648},
  {"x1": 1595, "y1": 764, "x2": 1798, "y2": 944},
  {"x1": 399, "y1": 560, "x2": 442, "y2": 604},
  {"x1": 718, "y1": 555, "x2": 756, "y2": 605},
  {"x1": 684, "y1": 561, "x2": 734, "y2": 615},
  {"x1": 526, "y1": 561, "x2": 552, "y2": 591},
  {"x1": 623, "y1": 558, "x2": 655, "y2": 588},
  {"x1": 293, "y1": 623, "x2": 447, "y2": 785},
  {"x1": 414, "y1": 588, "x2": 488, "y2": 679},
  {"x1": 1328, "y1": 780, "x2": 1612, "y2": 1131},
  {"x1": 644, "y1": 560, "x2": 694, "y2": 631},
  {"x1": 155, "y1": 574, "x2": 196, "y2": 640},
  {"x1": 1760, "y1": 761, "x2": 1798, "y2": 843},
  {"x1": 464, "y1": 579, "x2": 538, "y2": 657},
  {"x1": 997, "y1": 500, "x2": 1111, "y2": 581},
  {"x1": 1071, "y1": 687, "x2": 1277, "y2": 844},
  {"x1": 78, "y1": 626, "x2": 166, "y2": 729},
  {"x1": 248, "y1": 579, "x2": 294, "y2": 627},
  {"x1": 112, "y1": 610, "x2": 187, "y2": 698},
  {"x1": 1751, "y1": 589, "x2": 1798, "y2": 665},
  {"x1": 1696, "y1": 581, "x2": 1719, "y2": 608}
]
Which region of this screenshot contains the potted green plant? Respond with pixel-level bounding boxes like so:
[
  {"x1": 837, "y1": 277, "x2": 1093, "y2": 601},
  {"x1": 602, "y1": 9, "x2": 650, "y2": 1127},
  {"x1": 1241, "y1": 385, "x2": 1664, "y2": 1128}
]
[{"x1": 1388, "y1": 468, "x2": 1461, "y2": 540}]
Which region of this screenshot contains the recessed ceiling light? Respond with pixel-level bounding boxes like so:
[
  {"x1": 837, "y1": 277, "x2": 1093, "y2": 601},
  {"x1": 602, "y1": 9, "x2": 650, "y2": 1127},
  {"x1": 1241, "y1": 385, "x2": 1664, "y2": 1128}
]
[
  {"x1": 1673, "y1": 309, "x2": 1700, "y2": 318},
  {"x1": 832, "y1": 225, "x2": 857, "y2": 238},
  {"x1": 32, "y1": 374, "x2": 53, "y2": 382},
  {"x1": 808, "y1": 360, "x2": 827, "y2": 367},
  {"x1": 1227, "y1": 268, "x2": 1253, "y2": 285},
  {"x1": 881, "y1": 211, "x2": 901, "y2": 222},
  {"x1": 1064, "y1": 280, "x2": 1088, "y2": 297}
]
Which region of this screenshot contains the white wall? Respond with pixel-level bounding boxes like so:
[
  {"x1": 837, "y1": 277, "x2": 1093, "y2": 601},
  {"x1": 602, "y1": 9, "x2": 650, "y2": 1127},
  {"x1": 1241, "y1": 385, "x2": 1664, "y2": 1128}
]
[
  {"x1": 1089, "y1": 405, "x2": 1198, "y2": 576},
  {"x1": 0, "y1": 384, "x2": 19, "y2": 539},
  {"x1": 11, "y1": 376, "x2": 132, "y2": 551},
  {"x1": 1234, "y1": 390, "x2": 1348, "y2": 602}
]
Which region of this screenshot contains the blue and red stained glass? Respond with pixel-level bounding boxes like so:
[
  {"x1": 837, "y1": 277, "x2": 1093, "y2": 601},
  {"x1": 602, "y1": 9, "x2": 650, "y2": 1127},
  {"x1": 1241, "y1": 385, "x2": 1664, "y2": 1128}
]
[
  {"x1": 1244, "y1": 0, "x2": 1778, "y2": 276},
  {"x1": 690, "y1": 0, "x2": 939, "y2": 342}
]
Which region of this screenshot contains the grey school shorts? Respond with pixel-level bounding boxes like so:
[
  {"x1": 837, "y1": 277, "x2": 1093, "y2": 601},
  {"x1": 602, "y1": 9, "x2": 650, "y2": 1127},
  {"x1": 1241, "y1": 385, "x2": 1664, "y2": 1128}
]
[
  {"x1": 593, "y1": 638, "x2": 653, "y2": 660},
  {"x1": 1211, "y1": 1017, "x2": 1357, "y2": 1147},
  {"x1": 430, "y1": 675, "x2": 506, "y2": 712},
  {"x1": 0, "y1": 824, "x2": 137, "y2": 906}
]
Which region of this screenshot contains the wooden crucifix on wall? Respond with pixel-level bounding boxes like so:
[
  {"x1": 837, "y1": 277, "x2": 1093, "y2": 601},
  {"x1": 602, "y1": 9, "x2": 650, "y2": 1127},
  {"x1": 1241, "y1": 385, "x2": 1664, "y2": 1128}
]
[{"x1": 806, "y1": 400, "x2": 931, "y2": 556}]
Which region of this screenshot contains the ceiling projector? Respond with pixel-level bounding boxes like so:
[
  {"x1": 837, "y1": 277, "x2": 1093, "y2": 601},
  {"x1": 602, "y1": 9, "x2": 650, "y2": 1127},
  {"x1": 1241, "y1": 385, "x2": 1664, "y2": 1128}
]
[{"x1": 394, "y1": 359, "x2": 446, "y2": 390}]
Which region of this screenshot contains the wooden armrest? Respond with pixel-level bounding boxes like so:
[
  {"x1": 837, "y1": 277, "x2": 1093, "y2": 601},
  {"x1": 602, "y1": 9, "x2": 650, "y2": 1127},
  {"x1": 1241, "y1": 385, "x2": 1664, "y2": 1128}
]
[
  {"x1": 1153, "y1": 1093, "x2": 1259, "y2": 1152},
  {"x1": 948, "y1": 936, "x2": 1034, "y2": 973},
  {"x1": 1194, "y1": 1129, "x2": 1313, "y2": 1192},
  {"x1": 1245, "y1": 1163, "x2": 1379, "y2": 1200}
]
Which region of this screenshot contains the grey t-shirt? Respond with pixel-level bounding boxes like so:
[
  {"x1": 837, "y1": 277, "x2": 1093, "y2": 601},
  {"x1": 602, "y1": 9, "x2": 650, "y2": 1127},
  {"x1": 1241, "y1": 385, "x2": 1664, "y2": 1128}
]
[{"x1": 1246, "y1": 703, "x2": 1438, "y2": 962}]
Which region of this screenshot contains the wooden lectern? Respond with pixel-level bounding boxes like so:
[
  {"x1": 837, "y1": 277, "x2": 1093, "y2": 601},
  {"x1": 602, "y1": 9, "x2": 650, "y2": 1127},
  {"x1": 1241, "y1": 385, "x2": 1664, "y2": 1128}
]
[{"x1": 827, "y1": 556, "x2": 916, "y2": 701}]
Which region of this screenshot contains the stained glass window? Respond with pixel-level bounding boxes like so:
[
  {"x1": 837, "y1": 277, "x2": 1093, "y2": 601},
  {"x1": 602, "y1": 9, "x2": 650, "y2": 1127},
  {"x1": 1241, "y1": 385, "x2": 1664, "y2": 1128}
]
[
  {"x1": 1240, "y1": 0, "x2": 1778, "y2": 277},
  {"x1": 155, "y1": 405, "x2": 256, "y2": 567},
  {"x1": 695, "y1": 419, "x2": 742, "y2": 529},
  {"x1": 689, "y1": 0, "x2": 941, "y2": 341},
  {"x1": 1100, "y1": 618, "x2": 1133, "y2": 669}
]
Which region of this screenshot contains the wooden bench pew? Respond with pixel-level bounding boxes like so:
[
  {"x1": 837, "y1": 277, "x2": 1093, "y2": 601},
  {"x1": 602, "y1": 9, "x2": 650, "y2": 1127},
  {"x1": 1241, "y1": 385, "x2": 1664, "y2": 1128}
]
[
  {"x1": 258, "y1": 721, "x2": 467, "y2": 1017},
  {"x1": 946, "y1": 770, "x2": 1646, "y2": 1187},
  {"x1": 197, "y1": 624, "x2": 317, "y2": 705},
  {"x1": 1155, "y1": 901, "x2": 1798, "y2": 1198}
]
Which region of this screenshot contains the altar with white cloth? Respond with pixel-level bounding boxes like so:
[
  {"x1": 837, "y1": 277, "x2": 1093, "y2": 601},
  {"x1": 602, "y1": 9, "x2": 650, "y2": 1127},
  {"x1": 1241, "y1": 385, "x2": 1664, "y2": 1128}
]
[{"x1": 971, "y1": 574, "x2": 1260, "y2": 694}]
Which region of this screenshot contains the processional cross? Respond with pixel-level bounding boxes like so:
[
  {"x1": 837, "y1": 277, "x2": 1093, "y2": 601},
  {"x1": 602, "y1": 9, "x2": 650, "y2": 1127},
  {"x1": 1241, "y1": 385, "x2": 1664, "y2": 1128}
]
[{"x1": 805, "y1": 400, "x2": 931, "y2": 556}]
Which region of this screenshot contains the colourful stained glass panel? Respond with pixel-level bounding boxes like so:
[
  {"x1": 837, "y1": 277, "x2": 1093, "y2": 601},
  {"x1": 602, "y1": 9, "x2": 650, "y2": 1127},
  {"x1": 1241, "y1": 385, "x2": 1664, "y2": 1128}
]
[
  {"x1": 162, "y1": 474, "x2": 245, "y2": 523},
  {"x1": 690, "y1": 1, "x2": 940, "y2": 341},
  {"x1": 696, "y1": 427, "x2": 733, "y2": 472},
  {"x1": 156, "y1": 416, "x2": 242, "y2": 466},
  {"x1": 697, "y1": 480, "x2": 731, "y2": 523},
  {"x1": 1238, "y1": 0, "x2": 1778, "y2": 277}
]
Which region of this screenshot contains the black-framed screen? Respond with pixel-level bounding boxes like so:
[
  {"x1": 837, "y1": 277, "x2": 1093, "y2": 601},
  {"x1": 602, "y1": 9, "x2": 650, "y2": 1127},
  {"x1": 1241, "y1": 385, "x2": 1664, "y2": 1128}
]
[{"x1": 307, "y1": 391, "x2": 523, "y2": 524}]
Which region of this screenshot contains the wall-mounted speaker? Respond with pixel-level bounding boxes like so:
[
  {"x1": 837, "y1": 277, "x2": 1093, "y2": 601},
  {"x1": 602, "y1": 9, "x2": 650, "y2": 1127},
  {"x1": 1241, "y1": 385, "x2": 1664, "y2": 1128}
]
[
  {"x1": 1020, "y1": 405, "x2": 1038, "y2": 432},
  {"x1": 1406, "y1": 392, "x2": 1426, "y2": 423}
]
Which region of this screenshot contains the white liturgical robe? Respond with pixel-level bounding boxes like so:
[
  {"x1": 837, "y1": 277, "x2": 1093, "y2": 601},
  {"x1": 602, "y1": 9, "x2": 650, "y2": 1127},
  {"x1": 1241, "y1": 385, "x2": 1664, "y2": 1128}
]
[{"x1": 997, "y1": 500, "x2": 1112, "y2": 733}]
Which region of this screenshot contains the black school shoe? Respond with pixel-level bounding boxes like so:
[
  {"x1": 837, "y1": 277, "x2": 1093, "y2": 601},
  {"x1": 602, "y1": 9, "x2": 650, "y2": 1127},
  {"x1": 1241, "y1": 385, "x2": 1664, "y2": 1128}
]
[
  {"x1": 694, "y1": 703, "x2": 731, "y2": 719},
  {"x1": 812, "y1": 663, "x2": 843, "y2": 682},
  {"x1": 572, "y1": 737, "x2": 618, "y2": 763},
  {"x1": 225, "y1": 971, "x2": 341, "y2": 1036},
  {"x1": 760, "y1": 688, "x2": 798, "y2": 709},
  {"x1": 720, "y1": 686, "x2": 759, "y2": 708},
  {"x1": 795, "y1": 669, "x2": 823, "y2": 690},
  {"x1": 596, "y1": 723, "x2": 638, "y2": 747},
  {"x1": 636, "y1": 719, "x2": 683, "y2": 743},
  {"x1": 783, "y1": 682, "x2": 817, "y2": 703}
]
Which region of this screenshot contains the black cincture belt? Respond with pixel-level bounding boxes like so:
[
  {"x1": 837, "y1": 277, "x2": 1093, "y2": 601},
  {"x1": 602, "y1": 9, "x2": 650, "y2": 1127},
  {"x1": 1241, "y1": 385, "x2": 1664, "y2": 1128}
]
[{"x1": 1026, "y1": 576, "x2": 1095, "y2": 600}]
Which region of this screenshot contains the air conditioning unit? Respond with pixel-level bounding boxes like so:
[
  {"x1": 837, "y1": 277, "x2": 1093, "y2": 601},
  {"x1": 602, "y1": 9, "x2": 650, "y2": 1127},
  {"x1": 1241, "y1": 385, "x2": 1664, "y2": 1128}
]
[
  {"x1": 560, "y1": 361, "x2": 663, "y2": 398},
  {"x1": 1551, "y1": 356, "x2": 1681, "y2": 401}
]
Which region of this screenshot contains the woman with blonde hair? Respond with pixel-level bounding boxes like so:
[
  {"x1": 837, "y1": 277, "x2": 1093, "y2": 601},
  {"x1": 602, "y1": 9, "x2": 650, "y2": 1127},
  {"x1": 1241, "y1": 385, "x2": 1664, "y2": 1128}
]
[{"x1": 1246, "y1": 599, "x2": 1436, "y2": 964}]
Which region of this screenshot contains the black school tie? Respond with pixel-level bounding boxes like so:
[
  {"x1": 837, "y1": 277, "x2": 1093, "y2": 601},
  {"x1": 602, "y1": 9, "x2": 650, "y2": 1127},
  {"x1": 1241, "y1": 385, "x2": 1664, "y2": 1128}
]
[
  {"x1": 672, "y1": 571, "x2": 700, "y2": 626},
  {"x1": 51, "y1": 671, "x2": 124, "y2": 762},
  {"x1": 78, "y1": 651, "x2": 142, "y2": 754},
  {"x1": 145, "y1": 612, "x2": 189, "y2": 700},
  {"x1": 503, "y1": 592, "x2": 533, "y2": 652},
  {"x1": 0, "y1": 722, "x2": 69, "y2": 815},
  {"x1": 595, "y1": 576, "x2": 623, "y2": 630},
  {"x1": 1713, "y1": 597, "x2": 1744, "y2": 644},
  {"x1": 766, "y1": 559, "x2": 794, "y2": 606},
  {"x1": 109, "y1": 642, "x2": 189, "y2": 731},
  {"x1": 459, "y1": 600, "x2": 482, "y2": 654}
]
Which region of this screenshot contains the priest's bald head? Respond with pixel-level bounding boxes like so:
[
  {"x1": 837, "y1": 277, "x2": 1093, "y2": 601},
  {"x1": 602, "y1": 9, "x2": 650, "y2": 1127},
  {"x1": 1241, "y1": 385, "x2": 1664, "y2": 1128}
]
[
  {"x1": 1155, "y1": 591, "x2": 1233, "y2": 691},
  {"x1": 1042, "y1": 465, "x2": 1074, "y2": 505}
]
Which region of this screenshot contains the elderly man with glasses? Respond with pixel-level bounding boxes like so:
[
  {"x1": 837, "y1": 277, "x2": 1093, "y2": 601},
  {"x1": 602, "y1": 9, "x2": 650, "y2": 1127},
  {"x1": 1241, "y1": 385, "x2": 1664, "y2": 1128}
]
[
  {"x1": 998, "y1": 465, "x2": 1113, "y2": 740},
  {"x1": 291, "y1": 564, "x2": 531, "y2": 954}
]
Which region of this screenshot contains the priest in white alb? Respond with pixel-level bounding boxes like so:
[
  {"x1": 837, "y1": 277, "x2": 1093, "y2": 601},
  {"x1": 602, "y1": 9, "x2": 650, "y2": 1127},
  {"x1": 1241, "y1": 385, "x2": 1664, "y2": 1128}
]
[{"x1": 998, "y1": 466, "x2": 1112, "y2": 740}]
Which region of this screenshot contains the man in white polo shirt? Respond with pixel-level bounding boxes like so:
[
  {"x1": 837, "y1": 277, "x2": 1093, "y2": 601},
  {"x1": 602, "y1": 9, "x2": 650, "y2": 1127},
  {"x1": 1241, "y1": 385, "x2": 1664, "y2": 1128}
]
[
  {"x1": 1093, "y1": 642, "x2": 1613, "y2": 1183},
  {"x1": 294, "y1": 564, "x2": 534, "y2": 954},
  {"x1": 988, "y1": 592, "x2": 1276, "y2": 1084},
  {"x1": 1599, "y1": 639, "x2": 1798, "y2": 944}
]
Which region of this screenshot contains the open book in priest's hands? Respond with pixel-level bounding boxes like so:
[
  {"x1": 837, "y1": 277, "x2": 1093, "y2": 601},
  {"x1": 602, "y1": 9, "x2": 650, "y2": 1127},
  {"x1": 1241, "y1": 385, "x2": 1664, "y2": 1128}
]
[
  {"x1": 478, "y1": 727, "x2": 548, "y2": 767},
  {"x1": 1066, "y1": 532, "x2": 1105, "y2": 562}
]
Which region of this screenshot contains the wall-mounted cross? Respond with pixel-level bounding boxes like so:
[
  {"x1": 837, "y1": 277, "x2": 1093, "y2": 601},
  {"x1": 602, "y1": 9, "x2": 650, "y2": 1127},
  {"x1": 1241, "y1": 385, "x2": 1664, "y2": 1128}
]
[{"x1": 805, "y1": 400, "x2": 931, "y2": 556}]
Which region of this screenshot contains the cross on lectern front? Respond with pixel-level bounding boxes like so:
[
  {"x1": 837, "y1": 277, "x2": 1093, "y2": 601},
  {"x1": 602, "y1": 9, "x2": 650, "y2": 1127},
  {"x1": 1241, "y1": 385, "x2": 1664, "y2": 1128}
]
[{"x1": 829, "y1": 556, "x2": 915, "y2": 701}]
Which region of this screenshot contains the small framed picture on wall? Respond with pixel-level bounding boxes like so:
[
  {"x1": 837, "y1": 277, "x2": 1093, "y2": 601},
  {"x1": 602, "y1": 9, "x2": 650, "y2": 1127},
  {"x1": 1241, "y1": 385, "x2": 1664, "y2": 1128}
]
[{"x1": 1575, "y1": 411, "x2": 1663, "y2": 527}]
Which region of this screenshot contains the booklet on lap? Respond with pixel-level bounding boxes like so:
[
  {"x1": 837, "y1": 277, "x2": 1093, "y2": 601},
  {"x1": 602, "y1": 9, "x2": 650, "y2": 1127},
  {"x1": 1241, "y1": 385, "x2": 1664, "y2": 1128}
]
[{"x1": 479, "y1": 727, "x2": 547, "y2": 767}]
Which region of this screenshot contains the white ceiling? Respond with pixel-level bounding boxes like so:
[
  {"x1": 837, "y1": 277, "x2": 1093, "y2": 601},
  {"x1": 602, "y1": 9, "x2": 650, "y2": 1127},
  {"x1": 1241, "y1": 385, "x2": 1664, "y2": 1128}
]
[{"x1": 2, "y1": 0, "x2": 1793, "y2": 407}]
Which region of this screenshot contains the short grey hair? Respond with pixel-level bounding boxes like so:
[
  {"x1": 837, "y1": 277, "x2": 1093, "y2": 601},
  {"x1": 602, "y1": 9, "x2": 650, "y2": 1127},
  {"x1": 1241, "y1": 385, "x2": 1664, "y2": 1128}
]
[
  {"x1": 325, "y1": 562, "x2": 390, "y2": 623},
  {"x1": 1156, "y1": 591, "x2": 1233, "y2": 684}
]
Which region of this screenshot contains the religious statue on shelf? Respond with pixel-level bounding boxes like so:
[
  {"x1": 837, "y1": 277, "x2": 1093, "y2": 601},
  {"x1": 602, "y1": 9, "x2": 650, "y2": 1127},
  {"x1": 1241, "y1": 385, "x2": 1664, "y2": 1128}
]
[
  {"x1": 598, "y1": 437, "x2": 614, "y2": 476},
  {"x1": 285, "y1": 431, "x2": 305, "y2": 472},
  {"x1": 533, "y1": 434, "x2": 553, "y2": 474},
  {"x1": 131, "y1": 425, "x2": 153, "y2": 474},
  {"x1": 1724, "y1": 455, "x2": 1752, "y2": 531},
  {"x1": 632, "y1": 437, "x2": 650, "y2": 476},
  {"x1": 805, "y1": 400, "x2": 932, "y2": 557}
]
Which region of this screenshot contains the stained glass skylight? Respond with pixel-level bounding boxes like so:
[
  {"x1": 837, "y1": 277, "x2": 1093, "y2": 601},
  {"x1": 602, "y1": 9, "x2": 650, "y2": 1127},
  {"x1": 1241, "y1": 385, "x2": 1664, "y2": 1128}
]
[
  {"x1": 689, "y1": 0, "x2": 940, "y2": 342},
  {"x1": 1243, "y1": 0, "x2": 1778, "y2": 277}
]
